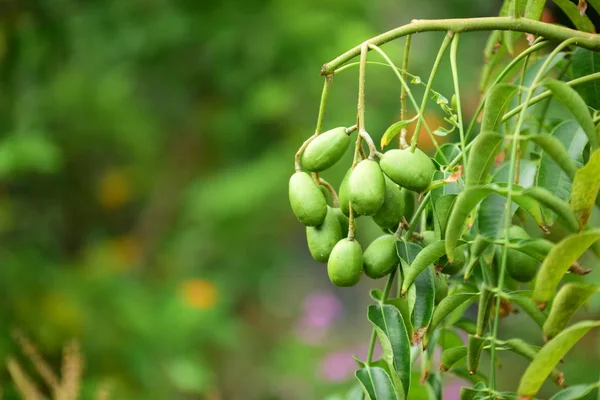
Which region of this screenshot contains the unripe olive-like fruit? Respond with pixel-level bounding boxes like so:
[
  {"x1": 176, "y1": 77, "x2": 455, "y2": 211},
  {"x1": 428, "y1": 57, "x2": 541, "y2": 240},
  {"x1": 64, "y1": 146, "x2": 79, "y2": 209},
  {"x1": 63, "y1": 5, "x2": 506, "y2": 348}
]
[
  {"x1": 438, "y1": 244, "x2": 467, "y2": 275},
  {"x1": 301, "y1": 127, "x2": 351, "y2": 172},
  {"x1": 328, "y1": 238, "x2": 363, "y2": 287},
  {"x1": 320, "y1": 185, "x2": 332, "y2": 205},
  {"x1": 338, "y1": 168, "x2": 352, "y2": 216},
  {"x1": 349, "y1": 159, "x2": 385, "y2": 215},
  {"x1": 332, "y1": 207, "x2": 349, "y2": 238},
  {"x1": 421, "y1": 230, "x2": 436, "y2": 247},
  {"x1": 502, "y1": 225, "x2": 538, "y2": 283},
  {"x1": 433, "y1": 271, "x2": 448, "y2": 305},
  {"x1": 306, "y1": 206, "x2": 343, "y2": 263},
  {"x1": 380, "y1": 148, "x2": 436, "y2": 192},
  {"x1": 402, "y1": 188, "x2": 415, "y2": 221},
  {"x1": 363, "y1": 234, "x2": 399, "y2": 279},
  {"x1": 372, "y1": 176, "x2": 405, "y2": 230},
  {"x1": 289, "y1": 171, "x2": 327, "y2": 226}
]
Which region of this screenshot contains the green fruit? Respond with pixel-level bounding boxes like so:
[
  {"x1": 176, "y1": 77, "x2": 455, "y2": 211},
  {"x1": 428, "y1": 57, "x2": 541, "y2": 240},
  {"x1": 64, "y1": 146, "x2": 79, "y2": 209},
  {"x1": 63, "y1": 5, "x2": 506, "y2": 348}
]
[
  {"x1": 372, "y1": 176, "x2": 405, "y2": 230},
  {"x1": 319, "y1": 185, "x2": 332, "y2": 205},
  {"x1": 439, "y1": 244, "x2": 467, "y2": 275},
  {"x1": 363, "y1": 234, "x2": 399, "y2": 279},
  {"x1": 306, "y1": 207, "x2": 343, "y2": 263},
  {"x1": 402, "y1": 188, "x2": 416, "y2": 221},
  {"x1": 328, "y1": 238, "x2": 363, "y2": 287},
  {"x1": 499, "y1": 225, "x2": 539, "y2": 283},
  {"x1": 380, "y1": 148, "x2": 436, "y2": 192},
  {"x1": 289, "y1": 171, "x2": 327, "y2": 226},
  {"x1": 332, "y1": 207, "x2": 349, "y2": 237},
  {"x1": 349, "y1": 159, "x2": 385, "y2": 215},
  {"x1": 421, "y1": 230, "x2": 436, "y2": 247},
  {"x1": 338, "y1": 168, "x2": 352, "y2": 216},
  {"x1": 433, "y1": 271, "x2": 448, "y2": 305},
  {"x1": 301, "y1": 127, "x2": 351, "y2": 172}
]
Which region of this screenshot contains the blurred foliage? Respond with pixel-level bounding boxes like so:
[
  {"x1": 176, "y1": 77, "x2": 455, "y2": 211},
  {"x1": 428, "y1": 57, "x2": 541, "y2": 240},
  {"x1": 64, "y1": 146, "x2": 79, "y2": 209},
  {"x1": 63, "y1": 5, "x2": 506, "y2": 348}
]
[{"x1": 1, "y1": 0, "x2": 597, "y2": 399}]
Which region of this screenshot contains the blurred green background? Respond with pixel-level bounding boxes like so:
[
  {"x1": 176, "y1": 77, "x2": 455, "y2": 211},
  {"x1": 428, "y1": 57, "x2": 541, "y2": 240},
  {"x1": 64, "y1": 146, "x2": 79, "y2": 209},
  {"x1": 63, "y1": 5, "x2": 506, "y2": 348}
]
[{"x1": 0, "y1": 0, "x2": 598, "y2": 399}]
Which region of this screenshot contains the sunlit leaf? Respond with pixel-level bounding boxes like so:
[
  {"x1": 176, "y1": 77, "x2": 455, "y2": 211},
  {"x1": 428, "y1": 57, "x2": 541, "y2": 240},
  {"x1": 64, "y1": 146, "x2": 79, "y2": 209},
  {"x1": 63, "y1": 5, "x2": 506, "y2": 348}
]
[
  {"x1": 549, "y1": 382, "x2": 600, "y2": 400},
  {"x1": 570, "y1": 148, "x2": 600, "y2": 228},
  {"x1": 356, "y1": 367, "x2": 398, "y2": 400},
  {"x1": 465, "y1": 132, "x2": 504, "y2": 186},
  {"x1": 552, "y1": 0, "x2": 596, "y2": 32},
  {"x1": 381, "y1": 116, "x2": 418, "y2": 148},
  {"x1": 543, "y1": 283, "x2": 600, "y2": 340}
]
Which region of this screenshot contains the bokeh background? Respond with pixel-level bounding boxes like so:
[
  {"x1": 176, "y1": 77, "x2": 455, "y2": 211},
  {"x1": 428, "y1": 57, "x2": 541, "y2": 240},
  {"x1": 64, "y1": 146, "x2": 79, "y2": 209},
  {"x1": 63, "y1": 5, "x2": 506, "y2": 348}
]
[{"x1": 0, "y1": 0, "x2": 598, "y2": 399}]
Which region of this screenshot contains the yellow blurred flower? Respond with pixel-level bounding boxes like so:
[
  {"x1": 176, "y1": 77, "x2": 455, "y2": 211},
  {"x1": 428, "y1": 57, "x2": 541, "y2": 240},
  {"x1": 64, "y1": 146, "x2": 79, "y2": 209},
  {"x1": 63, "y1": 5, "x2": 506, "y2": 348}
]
[
  {"x1": 111, "y1": 235, "x2": 141, "y2": 267},
  {"x1": 180, "y1": 279, "x2": 218, "y2": 310},
  {"x1": 98, "y1": 168, "x2": 131, "y2": 210}
]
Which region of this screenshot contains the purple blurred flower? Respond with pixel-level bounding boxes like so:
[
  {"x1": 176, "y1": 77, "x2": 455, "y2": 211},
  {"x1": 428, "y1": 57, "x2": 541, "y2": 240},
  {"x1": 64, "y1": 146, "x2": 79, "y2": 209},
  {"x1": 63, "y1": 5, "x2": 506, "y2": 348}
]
[
  {"x1": 319, "y1": 350, "x2": 356, "y2": 382},
  {"x1": 295, "y1": 291, "x2": 342, "y2": 344}
]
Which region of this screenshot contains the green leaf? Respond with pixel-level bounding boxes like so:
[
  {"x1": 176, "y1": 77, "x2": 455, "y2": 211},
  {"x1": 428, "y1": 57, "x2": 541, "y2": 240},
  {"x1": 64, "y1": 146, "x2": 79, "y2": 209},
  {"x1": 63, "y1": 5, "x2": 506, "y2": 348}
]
[
  {"x1": 433, "y1": 194, "x2": 457, "y2": 240},
  {"x1": 381, "y1": 117, "x2": 418, "y2": 149},
  {"x1": 502, "y1": 339, "x2": 565, "y2": 387},
  {"x1": 401, "y1": 240, "x2": 446, "y2": 295},
  {"x1": 509, "y1": 292, "x2": 548, "y2": 328},
  {"x1": 425, "y1": 293, "x2": 476, "y2": 345},
  {"x1": 588, "y1": 0, "x2": 600, "y2": 15},
  {"x1": 571, "y1": 47, "x2": 600, "y2": 109},
  {"x1": 385, "y1": 298, "x2": 414, "y2": 340},
  {"x1": 535, "y1": 121, "x2": 588, "y2": 224},
  {"x1": 478, "y1": 160, "x2": 537, "y2": 238},
  {"x1": 396, "y1": 241, "x2": 423, "y2": 315},
  {"x1": 524, "y1": 0, "x2": 546, "y2": 20},
  {"x1": 543, "y1": 283, "x2": 600, "y2": 340},
  {"x1": 517, "y1": 320, "x2": 600, "y2": 398},
  {"x1": 356, "y1": 367, "x2": 398, "y2": 400},
  {"x1": 466, "y1": 132, "x2": 504, "y2": 186},
  {"x1": 481, "y1": 84, "x2": 519, "y2": 133},
  {"x1": 544, "y1": 78, "x2": 598, "y2": 150},
  {"x1": 549, "y1": 382, "x2": 600, "y2": 400},
  {"x1": 532, "y1": 230, "x2": 600, "y2": 304},
  {"x1": 570, "y1": 148, "x2": 600, "y2": 228},
  {"x1": 467, "y1": 335, "x2": 485, "y2": 375},
  {"x1": 552, "y1": 0, "x2": 596, "y2": 32},
  {"x1": 434, "y1": 143, "x2": 461, "y2": 166},
  {"x1": 431, "y1": 172, "x2": 460, "y2": 208},
  {"x1": 411, "y1": 264, "x2": 435, "y2": 333},
  {"x1": 524, "y1": 186, "x2": 580, "y2": 232},
  {"x1": 367, "y1": 304, "x2": 411, "y2": 396}
]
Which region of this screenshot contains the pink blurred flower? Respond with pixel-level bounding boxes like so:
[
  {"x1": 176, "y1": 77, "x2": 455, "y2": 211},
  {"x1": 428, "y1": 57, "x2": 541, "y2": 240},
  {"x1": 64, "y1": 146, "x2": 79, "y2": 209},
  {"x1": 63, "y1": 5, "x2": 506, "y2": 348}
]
[
  {"x1": 319, "y1": 350, "x2": 356, "y2": 382},
  {"x1": 295, "y1": 291, "x2": 342, "y2": 344}
]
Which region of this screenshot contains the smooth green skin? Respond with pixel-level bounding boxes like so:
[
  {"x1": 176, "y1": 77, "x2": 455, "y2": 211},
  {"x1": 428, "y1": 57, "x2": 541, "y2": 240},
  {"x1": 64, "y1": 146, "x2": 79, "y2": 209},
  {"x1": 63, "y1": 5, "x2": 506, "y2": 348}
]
[
  {"x1": 301, "y1": 127, "x2": 350, "y2": 172},
  {"x1": 380, "y1": 148, "x2": 436, "y2": 193},
  {"x1": 306, "y1": 207, "x2": 343, "y2": 263},
  {"x1": 331, "y1": 208, "x2": 349, "y2": 238},
  {"x1": 421, "y1": 230, "x2": 436, "y2": 247},
  {"x1": 289, "y1": 171, "x2": 327, "y2": 226},
  {"x1": 349, "y1": 159, "x2": 385, "y2": 216},
  {"x1": 543, "y1": 283, "x2": 599, "y2": 340},
  {"x1": 440, "y1": 346, "x2": 467, "y2": 371},
  {"x1": 363, "y1": 234, "x2": 399, "y2": 279},
  {"x1": 467, "y1": 335, "x2": 485, "y2": 374},
  {"x1": 372, "y1": 176, "x2": 405, "y2": 230},
  {"x1": 402, "y1": 188, "x2": 415, "y2": 221},
  {"x1": 338, "y1": 168, "x2": 352, "y2": 216},
  {"x1": 438, "y1": 245, "x2": 467, "y2": 275},
  {"x1": 327, "y1": 238, "x2": 363, "y2": 287},
  {"x1": 433, "y1": 271, "x2": 448, "y2": 305},
  {"x1": 500, "y1": 225, "x2": 539, "y2": 283},
  {"x1": 319, "y1": 185, "x2": 331, "y2": 205}
]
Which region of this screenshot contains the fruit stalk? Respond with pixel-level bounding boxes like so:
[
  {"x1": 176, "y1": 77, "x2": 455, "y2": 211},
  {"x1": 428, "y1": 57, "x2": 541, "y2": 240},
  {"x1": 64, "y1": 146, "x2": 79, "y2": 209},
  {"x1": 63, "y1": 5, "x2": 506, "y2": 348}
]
[
  {"x1": 321, "y1": 17, "x2": 600, "y2": 75},
  {"x1": 399, "y1": 35, "x2": 412, "y2": 149}
]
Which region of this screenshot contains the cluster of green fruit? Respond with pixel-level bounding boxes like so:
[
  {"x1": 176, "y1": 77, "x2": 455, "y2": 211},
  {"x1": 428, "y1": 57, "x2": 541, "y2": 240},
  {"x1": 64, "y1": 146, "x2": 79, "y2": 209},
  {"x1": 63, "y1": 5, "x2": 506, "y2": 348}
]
[{"x1": 289, "y1": 126, "x2": 439, "y2": 287}]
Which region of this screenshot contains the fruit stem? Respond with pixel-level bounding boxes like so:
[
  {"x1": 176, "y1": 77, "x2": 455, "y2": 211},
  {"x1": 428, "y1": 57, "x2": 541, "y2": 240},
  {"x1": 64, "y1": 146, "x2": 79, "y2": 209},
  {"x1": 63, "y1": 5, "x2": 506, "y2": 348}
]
[
  {"x1": 399, "y1": 35, "x2": 412, "y2": 149},
  {"x1": 357, "y1": 43, "x2": 368, "y2": 138},
  {"x1": 488, "y1": 37, "x2": 578, "y2": 391},
  {"x1": 321, "y1": 17, "x2": 600, "y2": 75},
  {"x1": 410, "y1": 32, "x2": 452, "y2": 155},
  {"x1": 449, "y1": 33, "x2": 468, "y2": 174},
  {"x1": 317, "y1": 177, "x2": 339, "y2": 207}
]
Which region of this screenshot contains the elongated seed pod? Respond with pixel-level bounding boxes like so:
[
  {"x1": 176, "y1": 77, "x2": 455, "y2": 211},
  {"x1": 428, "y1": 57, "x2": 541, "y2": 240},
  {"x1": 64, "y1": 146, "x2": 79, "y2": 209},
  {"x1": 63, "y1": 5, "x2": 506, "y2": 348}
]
[
  {"x1": 504, "y1": 339, "x2": 565, "y2": 387},
  {"x1": 525, "y1": 187, "x2": 579, "y2": 232},
  {"x1": 467, "y1": 335, "x2": 485, "y2": 375},
  {"x1": 476, "y1": 287, "x2": 494, "y2": 337},
  {"x1": 543, "y1": 283, "x2": 599, "y2": 340},
  {"x1": 425, "y1": 293, "x2": 477, "y2": 346},
  {"x1": 464, "y1": 235, "x2": 491, "y2": 281},
  {"x1": 440, "y1": 346, "x2": 467, "y2": 371},
  {"x1": 510, "y1": 293, "x2": 547, "y2": 328}
]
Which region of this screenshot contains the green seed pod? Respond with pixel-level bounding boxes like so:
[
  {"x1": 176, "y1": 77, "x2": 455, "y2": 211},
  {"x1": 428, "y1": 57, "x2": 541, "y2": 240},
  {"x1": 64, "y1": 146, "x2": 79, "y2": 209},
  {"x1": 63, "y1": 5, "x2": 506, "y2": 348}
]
[
  {"x1": 306, "y1": 206, "x2": 343, "y2": 263},
  {"x1": 380, "y1": 148, "x2": 436, "y2": 192},
  {"x1": 301, "y1": 127, "x2": 351, "y2": 172},
  {"x1": 421, "y1": 230, "x2": 436, "y2": 247},
  {"x1": 338, "y1": 168, "x2": 352, "y2": 216},
  {"x1": 372, "y1": 176, "x2": 405, "y2": 230},
  {"x1": 349, "y1": 159, "x2": 385, "y2": 216},
  {"x1": 467, "y1": 334, "x2": 485, "y2": 375},
  {"x1": 433, "y1": 270, "x2": 448, "y2": 305},
  {"x1": 503, "y1": 339, "x2": 565, "y2": 387},
  {"x1": 363, "y1": 234, "x2": 399, "y2": 279},
  {"x1": 454, "y1": 319, "x2": 477, "y2": 335},
  {"x1": 510, "y1": 293, "x2": 547, "y2": 328},
  {"x1": 440, "y1": 346, "x2": 467, "y2": 371},
  {"x1": 543, "y1": 283, "x2": 599, "y2": 340},
  {"x1": 289, "y1": 171, "x2": 327, "y2": 226},
  {"x1": 476, "y1": 287, "x2": 494, "y2": 337},
  {"x1": 331, "y1": 207, "x2": 349, "y2": 238},
  {"x1": 327, "y1": 238, "x2": 363, "y2": 287}
]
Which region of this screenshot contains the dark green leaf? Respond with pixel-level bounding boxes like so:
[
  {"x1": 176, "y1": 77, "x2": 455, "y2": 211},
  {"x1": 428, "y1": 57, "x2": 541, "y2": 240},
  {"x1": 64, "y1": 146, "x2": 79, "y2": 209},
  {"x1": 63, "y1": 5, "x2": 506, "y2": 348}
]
[
  {"x1": 552, "y1": 0, "x2": 596, "y2": 32},
  {"x1": 356, "y1": 367, "x2": 398, "y2": 400},
  {"x1": 549, "y1": 382, "x2": 600, "y2": 400},
  {"x1": 571, "y1": 47, "x2": 600, "y2": 109},
  {"x1": 482, "y1": 84, "x2": 519, "y2": 133},
  {"x1": 466, "y1": 132, "x2": 504, "y2": 186},
  {"x1": 525, "y1": 0, "x2": 546, "y2": 20},
  {"x1": 412, "y1": 265, "x2": 435, "y2": 333}
]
